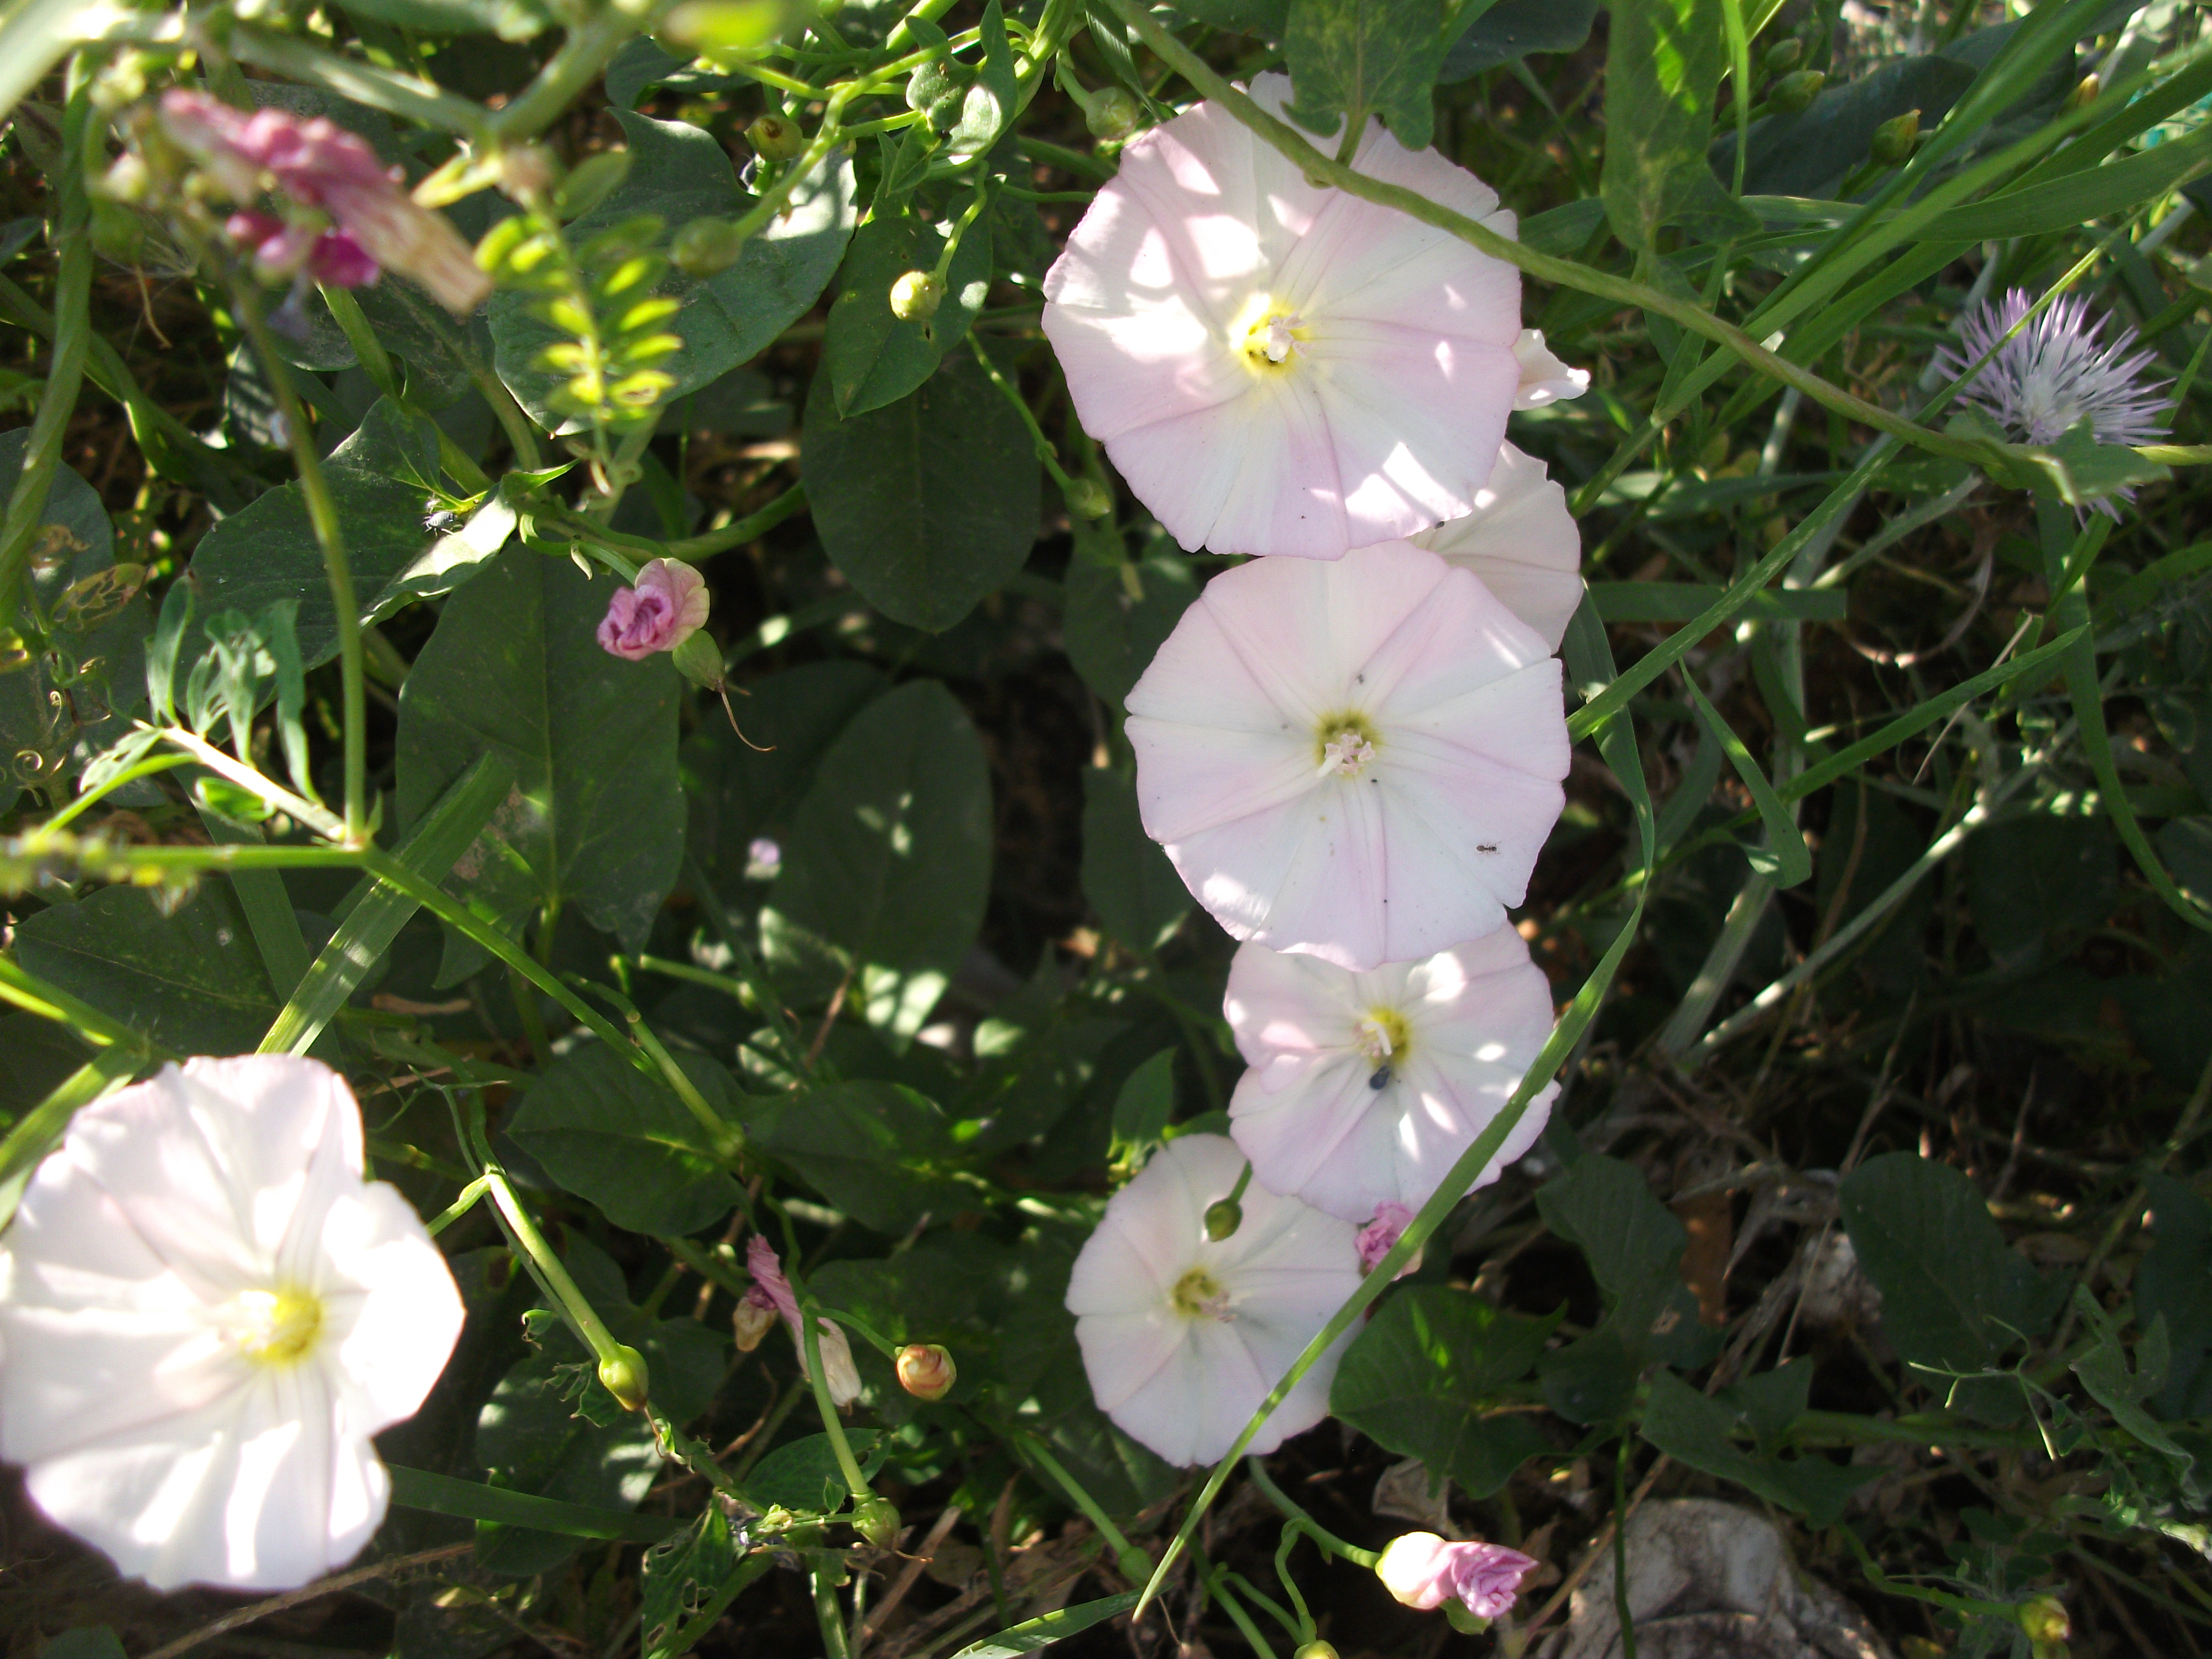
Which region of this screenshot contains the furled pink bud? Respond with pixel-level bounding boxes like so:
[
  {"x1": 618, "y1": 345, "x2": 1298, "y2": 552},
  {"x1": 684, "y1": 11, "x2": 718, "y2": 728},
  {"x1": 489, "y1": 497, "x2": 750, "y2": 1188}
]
[
  {"x1": 1375, "y1": 1533, "x2": 1537, "y2": 1620},
  {"x1": 597, "y1": 558, "x2": 709, "y2": 661},
  {"x1": 158, "y1": 91, "x2": 488, "y2": 315},
  {"x1": 1356, "y1": 1202, "x2": 1423, "y2": 1278},
  {"x1": 895, "y1": 1343, "x2": 956, "y2": 1400},
  {"x1": 745, "y1": 1235, "x2": 863, "y2": 1407}
]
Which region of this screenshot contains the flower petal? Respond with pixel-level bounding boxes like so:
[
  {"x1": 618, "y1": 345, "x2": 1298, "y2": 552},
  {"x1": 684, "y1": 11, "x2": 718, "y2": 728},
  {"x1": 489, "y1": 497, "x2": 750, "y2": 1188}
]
[{"x1": 1412, "y1": 443, "x2": 1583, "y2": 650}]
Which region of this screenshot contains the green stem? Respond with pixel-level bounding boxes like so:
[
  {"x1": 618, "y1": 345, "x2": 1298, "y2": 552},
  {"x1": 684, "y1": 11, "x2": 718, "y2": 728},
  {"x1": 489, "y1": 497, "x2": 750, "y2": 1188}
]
[
  {"x1": 1023, "y1": 1434, "x2": 1154, "y2": 1583},
  {"x1": 1243, "y1": 1457, "x2": 1377, "y2": 1568},
  {"x1": 36, "y1": 755, "x2": 194, "y2": 831},
  {"x1": 490, "y1": 2, "x2": 664, "y2": 142},
  {"x1": 426, "y1": 1174, "x2": 489, "y2": 1236},
  {"x1": 228, "y1": 288, "x2": 368, "y2": 843},
  {"x1": 966, "y1": 333, "x2": 1076, "y2": 493},
  {"x1": 231, "y1": 27, "x2": 489, "y2": 137},
  {"x1": 0, "y1": 69, "x2": 92, "y2": 636},
  {"x1": 797, "y1": 1292, "x2": 874, "y2": 1503}
]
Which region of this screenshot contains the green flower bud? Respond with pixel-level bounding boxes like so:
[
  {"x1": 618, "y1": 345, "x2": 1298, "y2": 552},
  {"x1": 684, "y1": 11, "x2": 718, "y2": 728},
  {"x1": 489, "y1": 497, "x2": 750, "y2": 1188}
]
[
  {"x1": 1065, "y1": 477, "x2": 1112, "y2": 519},
  {"x1": 672, "y1": 215, "x2": 749, "y2": 276},
  {"x1": 2019, "y1": 1595, "x2": 2069, "y2": 1645},
  {"x1": 1086, "y1": 86, "x2": 1141, "y2": 143},
  {"x1": 747, "y1": 113, "x2": 805, "y2": 161},
  {"x1": 907, "y1": 60, "x2": 967, "y2": 131},
  {"x1": 1768, "y1": 70, "x2": 1825, "y2": 114},
  {"x1": 1870, "y1": 108, "x2": 1919, "y2": 166},
  {"x1": 896, "y1": 1342, "x2": 957, "y2": 1400},
  {"x1": 597, "y1": 1343, "x2": 651, "y2": 1411},
  {"x1": 1293, "y1": 1644, "x2": 1340, "y2": 1659},
  {"x1": 852, "y1": 1494, "x2": 901, "y2": 1548},
  {"x1": 1761, "y1": 36, "x2": 1804, "y2": 74},
  {"x1": 890, "y1": 269, "x2": 944, "y2": 322},
  {"x1": 670, "y1": 629, "x2": 726, "y2": 690},
  {"x1": 1203, "y1": 1198, "x2": 1243, "y2": 1240}
]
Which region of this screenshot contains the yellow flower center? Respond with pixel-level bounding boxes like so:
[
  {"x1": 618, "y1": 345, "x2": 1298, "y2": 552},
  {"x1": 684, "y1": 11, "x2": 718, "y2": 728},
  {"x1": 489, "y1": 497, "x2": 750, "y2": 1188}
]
[
  {"x1": 1354, "y1": 1007, "x2": 1411, "y2": 1067},
  {"x1": 228, "y1": 1286, "x2": 325, "y2": 1367},
  {"x1": 1232, "y1": 291, "x2": 1310, "y2": 373},
  {"x1": 1171, "y1": 1267, "x2": 1234, "y2": 1321},
  {"x1": 1315, "y1": 712, "x2": 1380, "y2": 778}
]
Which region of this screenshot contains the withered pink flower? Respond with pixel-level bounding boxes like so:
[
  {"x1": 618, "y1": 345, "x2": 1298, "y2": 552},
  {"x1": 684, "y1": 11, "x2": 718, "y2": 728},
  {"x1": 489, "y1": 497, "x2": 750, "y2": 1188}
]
[
  {"x1": 1355, "y1": 1203, "x2": 1420, "y2": 1276},
  {"x1": 1375, "y1": 1532, "x2": 1538, "y2": 1619},
  {"x1": 224, "y1": 211, "x2": 377, "y2": 289},
  {"x1": 597, "y1": 559, "x2": 709, "y2": 661},
  {"x1": 1042, "y1": 74, "x2": 1524, "y2": 559},
  {"x1": 160, "y1": 92, "x2": 489, "y2": 315},
  {"x1": 744, "y1": 1236, "x2": 860, "y2": 1406}
]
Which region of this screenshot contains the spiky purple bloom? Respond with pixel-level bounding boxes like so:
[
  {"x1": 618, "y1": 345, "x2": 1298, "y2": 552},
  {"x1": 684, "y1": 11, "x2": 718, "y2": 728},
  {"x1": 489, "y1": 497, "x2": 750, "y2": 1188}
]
[{"x1": 1942, "y1": 289, "x2": 2169, "y2": 450}]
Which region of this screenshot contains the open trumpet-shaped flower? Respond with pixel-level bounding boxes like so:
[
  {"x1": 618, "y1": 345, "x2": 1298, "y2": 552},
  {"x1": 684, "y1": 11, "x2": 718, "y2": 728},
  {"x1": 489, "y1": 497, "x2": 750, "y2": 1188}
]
[
  {"x1": 1225, "y1": 932, "x2": 1558, "y2": 1223},
  {"x1": 1411, "y1": 442, "x2": 1583, "y2": 651},
  {"x1": 1066, "y1": 1134, "x2": 1360, "y2": 1467},
  {"x1": 1042, "y1": 75, "x2": 1524, "y2": 559},
  {"x1": 1125, "y1": 540, "x2": 1568, "y2": 971},
  {"x1": 0, "y1": 1057, "x2": 462, "y2": 1591}
]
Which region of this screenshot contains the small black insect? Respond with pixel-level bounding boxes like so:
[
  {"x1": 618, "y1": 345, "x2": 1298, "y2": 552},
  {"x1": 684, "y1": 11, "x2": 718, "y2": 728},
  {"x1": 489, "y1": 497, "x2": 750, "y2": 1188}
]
[
  {"x1": 1368, "y1": 1065, "x2": 1392, "y2": 1091},
  {"x1": 1477, "y1": 842, "x2": 1498, "y2": 853}
]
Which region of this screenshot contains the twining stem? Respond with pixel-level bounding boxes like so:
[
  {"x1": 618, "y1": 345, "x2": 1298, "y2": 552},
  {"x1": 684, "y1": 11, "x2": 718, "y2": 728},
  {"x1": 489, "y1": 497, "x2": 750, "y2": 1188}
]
[
  {"x1": 0, "y1": 69, "x2": 92, "y2": 636},
  {"x1": 1022, "y1": 1434, "x2": 1155, "y2": 1583},
  {"x1": 1243, "y1": 1457, "x2": 1377, "y2": 1568},
  {"x1": 227, "y1": 286, "x2": 368, "y2": 843}
]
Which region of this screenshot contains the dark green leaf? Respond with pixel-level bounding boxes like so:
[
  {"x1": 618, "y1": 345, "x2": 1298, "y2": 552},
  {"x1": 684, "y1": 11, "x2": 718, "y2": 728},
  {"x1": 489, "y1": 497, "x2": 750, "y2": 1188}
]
[
  {"x1": 1964, "y1": 811, "x2": 2117, "y2": 964},
  {"x1": 2160, "y1": 816, "x2": 2212, "y2": 909},
  {"x1": 1062, "y1": 541, "x2": 1196, "y2": 709},
  {"x1": 1639, "y1": 1369, "x2": 1875, "y2": 1527},
  {"x1": 1168, "y1": 0, "x2": 1288, "y2": 37},
  {"x1": 744, "y1": 1081, "x2": 968, "y2": 1232},
  {"x1": 1109, "y1": 1047, "x2": 1178, "y2": 1152},
  {"x1": 509, "y1": 1043, "x2": 743, "y2": 1237},
  {"x1": 1332, "y1": 1287, "x2": 1558, "y2": 1497},
  {"x1": 12, "y1": 885, "x2": 274, "y2": 1053},
  {"x1": 2137, "y1": 1175, "x2": 2212, "y2": 1421},
  {"x1": 1599, "y1": 0, "x2": 1728, "y2": 254},
  {"x1": 473, "y1": 1349, "x2": 666, "y2": 1574},
  {"x1": 1839, "y1": 1151, "x2": 2059, "y2": 1423},
  {"x1": 802, "y1": 352, "x2": 1040, "y2": 631},
  {"x1": 395, "y1": 551, "x2": 685, "y2": 961},
  {"x1": 490, "y1": 113, "x2": 857, "y2": 425},
  {"x1": 1284, "y1": 0, "x2": 1449, "y2": 150},
  {"x1": 1438, "y1": 0, "x2": 1601, "y2": 81},
  {"x1": 37, "y1": 1630, "x2": 126, "y2": 1659},
  {"x1": 1080, "y1": 768, "x2": 1190, "y2": 951},
  {"x1": 386, "y1": 1464, "x2": 685, "y2": 1542},
  {"x1": 747, "y1": 1431, "x2": 881, "y2": 1512},
  {"x1": 641, "y1": 1509, "x2": 767, "y2": 1659},
  {"x1": 773, "y1": 679, "x2": 993, "y2": 977},
  {"x1": 824, "y1": 211, "x2": 993, "y2": 416},
  {"x1": 1714, "y1": 55, "x2": 1976, "y2": 197},
  {"x1": 947, "y1": 0, "x2": 1019, "y2": 157}
]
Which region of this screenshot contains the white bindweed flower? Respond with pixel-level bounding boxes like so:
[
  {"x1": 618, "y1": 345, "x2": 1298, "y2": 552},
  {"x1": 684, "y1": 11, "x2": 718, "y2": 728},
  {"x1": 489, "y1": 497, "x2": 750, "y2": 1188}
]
[
  {"x1": 0, "y1": 1057, "x2": 463, "y2": 1591},
  {"x1": 1066, "y1": 1134, "x2": 1360, "y2": 1467},
  {"x1": 1224, "y1": 934, "x2": 1558, "y2": 1223},
  {"x1": 1511, "y1": 330, "x2": 1590, "y2": 409},
  {"x1": 1042, "y1": 75, "x2": 1525, "y2": 559},
  {"x1": 1125, "y1": 541, "x2": 1568, "y2": 971},
  {"x1": 1411, "y1": 442, "x2": 1584, "y2": 651}
]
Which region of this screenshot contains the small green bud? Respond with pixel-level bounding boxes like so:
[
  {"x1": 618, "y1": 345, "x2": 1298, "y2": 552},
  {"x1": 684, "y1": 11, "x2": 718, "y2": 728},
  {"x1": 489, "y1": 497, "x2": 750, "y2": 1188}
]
[
  {"x1": 670, "y1": 629, "x2": 725, "y2": 691},
  {"x1": 1065, "y1": 477, "x2": 1113, "y2": 519},
  {"x1": 1869, "y1": 108, "x2": 1919, "y2": 166},
  {"x1": 1761, "y1": 36, "x2": 1804, "y2": 74},
  {"x1": 890, "y1": 269, "x2": 944, "y2": 322},
  {"x1": 597, "y1": 1343, "x2": 651, "y2": 1411},
  {"x1": 1768, "y1": 70, "x2": 1825, "y2": 114},
  {"x1": 1086, "y1": 86, "x2": 1141, "y2": 143},
  {"x1": 1293, "y1": 1644, "x2": 1341, "y2": 1659},
  {"x1": 1203, "y1": 1198, "x2": 1243, "y2": 1241},
  {"x1": 852, "y1": 1494, "x2": 901, "y2": 1548},
  {"x1": 747, "y1": 113, "x2": 805, "y2": 161},
  {"x1": 2019, "y1": 1595, "x2": 2069, "y2": 1645},
  {"x1": 672, "y1": 215, "x2": 749, "y2": 276},
  {"x1": 896, "y1": 1342, "x2": 957, "y2": 1400}
]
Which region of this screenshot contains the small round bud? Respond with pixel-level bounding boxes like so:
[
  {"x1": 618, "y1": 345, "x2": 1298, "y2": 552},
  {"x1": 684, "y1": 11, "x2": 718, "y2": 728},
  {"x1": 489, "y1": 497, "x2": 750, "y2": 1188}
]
[
  {"x1": 1065, "y1": 477, "x2": 1112, "y2": 519},
  {"x1": 747, "y1": 113, "x2": 805, "y2": 161},
  {"x1": 1293, "y1": 1644, "x2": 1340, "y2": 1659},
  {"x1": 1768, "y1": 70, "x2": 1825, "y2": 113},
  {"x1": 672, "y1": 216, "x2": 749, "y2": 276},
  {"x1": 597, "y1": 1343, "x2": 651, "y2": 1411},
  {"x1": 1086, "y1": 86, "x2": 1141, "y2": 142},
  {"x1": 1203, "y1": 1198, "x2": 1243, "y2": 1241},
  {"x1": 1870, "y1": 108, "x2": 1919, "y2": 166},
  {"x1": 2020, "y1": 1596, "x2": 2070, "y2": 1645},
  {"x1": 907, "y1": 60, "x2": 966, "y2": 132},
  {"x1": 1761, "y1": 36, "x2": 1804, "y2": 74},
  {"x1": 896, "y1": 1342, "x2": 957, "y2": 1400},
  {"x1": 852, "y1": 1494, "x2": 901, "y2": 1548},
  {"x1": 890, "y1": 269, "x2": 943, "y2": 322}
]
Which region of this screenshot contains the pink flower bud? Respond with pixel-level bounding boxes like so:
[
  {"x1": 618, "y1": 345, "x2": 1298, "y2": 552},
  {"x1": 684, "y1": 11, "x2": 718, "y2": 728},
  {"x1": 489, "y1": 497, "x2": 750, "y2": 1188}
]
[
  {"x1": 597, "y1": 558, "x2": 709, "y2": 660},
  {"x1": 1374, "y1": 1533, "x2": 1537, "y2": 1620},
  {"x1": 733, "y1": 1287, "x2": 778, "y2": 1351},
  {"x1": 745, "y1": 1235, "x2": 863, "y2": 1406},
  {"x1": 895, "y1": 1343, "x2": 956, "y2": 1400},
  {"x1": 1356, "y1": 1202, "x2": 1422, "y2": 1277}
]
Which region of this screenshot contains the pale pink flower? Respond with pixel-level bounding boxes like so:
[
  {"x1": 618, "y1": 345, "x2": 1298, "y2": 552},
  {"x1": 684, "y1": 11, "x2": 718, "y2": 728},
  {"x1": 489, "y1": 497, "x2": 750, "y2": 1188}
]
[
  {"x1": 1042, "y1": 75, "x2": 1524, "y2": 559},
  {"x1": 1125, "y1": 541, "x2": 1568, "y2": 971},
  {"x1": 0, "y1": 1057, "x2": 462, "y2": 1591},
  {"x1": 1511, "y1": 329, "x2": 1590, "y2": 408},
  {"x1": 1355, "y1": 1202, "x2": 1420, "y2": 1277},
  {"x1": 160, "y1": 92, "x2": 489, "y2": 315},
  {"x1": 1065, "y1": 1134, "x2": 1361, "y2": 1467},
  {"x1": 744, "y1": 1236, "x2": 861, "y2": 1406},
  {"x1": 1225, "y1": 932, "x2": 1557, "y2": 1223},
  {"x1": 597, "y1": 559, "x2": 709, "y2": 661},
  {"x1": 1411, "y1": 442, "x2": 1583, "y2": 651},
  {"x1": 1376, "y1": 1532, "x2": 1538, "y2": 1618}
]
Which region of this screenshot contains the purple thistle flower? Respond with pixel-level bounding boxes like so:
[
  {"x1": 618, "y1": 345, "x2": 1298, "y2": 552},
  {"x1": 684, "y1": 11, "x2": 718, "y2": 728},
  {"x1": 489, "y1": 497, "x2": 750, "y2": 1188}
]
[{"x1": 1940, "y1": 288, "x2": 2170, "y2": 450}]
